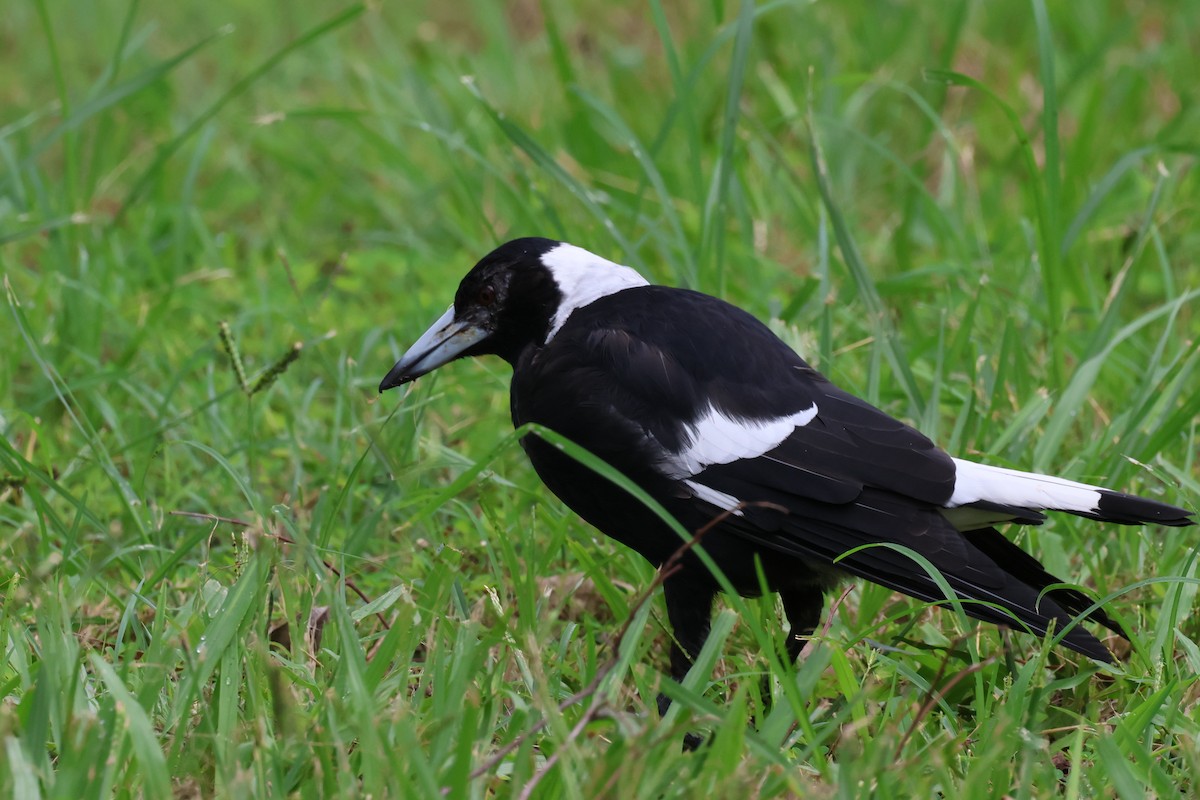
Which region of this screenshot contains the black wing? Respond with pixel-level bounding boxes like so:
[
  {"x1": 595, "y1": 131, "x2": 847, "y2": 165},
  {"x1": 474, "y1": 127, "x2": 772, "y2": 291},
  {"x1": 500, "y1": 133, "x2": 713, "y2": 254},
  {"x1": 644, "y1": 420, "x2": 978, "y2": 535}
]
[
  {"x1": 533, "y1": 287, "x2": 1116, "y2": 658},
  {"x1": 549, "y1": 285, "x2": 956, "y2": 503}
]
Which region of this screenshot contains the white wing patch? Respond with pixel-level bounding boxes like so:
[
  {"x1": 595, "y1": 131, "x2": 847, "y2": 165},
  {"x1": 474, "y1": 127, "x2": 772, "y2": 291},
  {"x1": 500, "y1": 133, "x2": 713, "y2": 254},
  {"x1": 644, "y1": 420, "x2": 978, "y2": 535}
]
[
  {"x1": 683, "y1": 480, "x2": 744, "y2": 516},
  {"x1": 947, "y1": 458, "x2": 1103, "y2": 513},
  {"x1": 541, "y1": 243, "x2": 650, "y2": 341},
  {"x1": 663, "y1": 403, "x2": 818, "y2": 479}
]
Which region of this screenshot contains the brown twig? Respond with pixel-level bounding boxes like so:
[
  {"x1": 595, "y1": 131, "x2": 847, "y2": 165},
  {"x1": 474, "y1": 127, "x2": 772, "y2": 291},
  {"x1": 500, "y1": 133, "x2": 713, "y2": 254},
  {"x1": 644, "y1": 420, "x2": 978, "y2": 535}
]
[
  {"x1": 171, "y1": 510, "x2": 253, "y2": 527},
  {"x1": 893, "y1": 631, "x2": 997, "y2": 760},
  {"x1": 815, "y1": 584, "x2": 856, "y2": 650},
  {"x1": 515, "y1": 704, "x2": 596, "y2": 800}
]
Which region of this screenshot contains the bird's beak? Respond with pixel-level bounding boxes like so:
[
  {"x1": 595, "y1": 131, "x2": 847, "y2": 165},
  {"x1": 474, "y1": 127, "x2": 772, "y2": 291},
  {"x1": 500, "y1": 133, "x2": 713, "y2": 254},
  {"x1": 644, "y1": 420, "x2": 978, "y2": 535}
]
[{"x1": 378, "y1": 305, "x2": 489, "y2": 392}]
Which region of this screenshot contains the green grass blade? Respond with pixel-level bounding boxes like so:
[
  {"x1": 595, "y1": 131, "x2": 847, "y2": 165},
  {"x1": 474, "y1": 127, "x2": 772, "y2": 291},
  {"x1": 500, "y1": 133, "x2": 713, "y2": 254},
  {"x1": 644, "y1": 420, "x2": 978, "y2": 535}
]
[
  {"x1": 700, "y1": 0, "x2": 755, "y2": 293},
  {"x1": 89, "y1": 655, "x2": 171, "y2": 798},
  {"x1": 118, "y1": 3, "x2": 366, "y2": 216}
]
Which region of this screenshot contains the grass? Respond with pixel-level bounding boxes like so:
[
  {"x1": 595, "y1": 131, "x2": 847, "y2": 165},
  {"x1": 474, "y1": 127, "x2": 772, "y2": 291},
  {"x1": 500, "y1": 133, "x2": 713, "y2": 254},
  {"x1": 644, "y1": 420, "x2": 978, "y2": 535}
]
[{"x1": 1, "y1": 0, "x2": 1198, "y2": 796}]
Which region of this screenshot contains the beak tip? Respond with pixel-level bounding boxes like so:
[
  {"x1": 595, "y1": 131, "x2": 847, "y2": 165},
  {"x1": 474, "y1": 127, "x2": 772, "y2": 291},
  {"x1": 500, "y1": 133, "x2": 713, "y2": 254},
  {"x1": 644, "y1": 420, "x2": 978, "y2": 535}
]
[
  {"x1": 379, "y1": 306, "x2": 483, "y2": 395},
  {"x1": 378, "y1": 369, "x2": 409, "y2": 394}
]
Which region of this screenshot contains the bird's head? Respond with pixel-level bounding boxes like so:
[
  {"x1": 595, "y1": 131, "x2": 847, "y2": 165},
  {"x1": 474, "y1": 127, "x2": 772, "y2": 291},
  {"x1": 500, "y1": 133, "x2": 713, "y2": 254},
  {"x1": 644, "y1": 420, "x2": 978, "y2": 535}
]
[{"x1": 379, "y1": 237, "x2": 648, "y2": 392}]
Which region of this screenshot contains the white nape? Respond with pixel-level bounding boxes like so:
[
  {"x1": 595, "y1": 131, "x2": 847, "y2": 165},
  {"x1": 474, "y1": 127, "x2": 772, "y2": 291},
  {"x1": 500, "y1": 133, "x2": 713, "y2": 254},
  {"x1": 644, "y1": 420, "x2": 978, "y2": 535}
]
[
  {"x1": 541, "y1": 243, "x2": 650, "y2": 341},
  {"x1": 663, "y1": 403, "x2": 818, "y2": 479},
  {"x1": 947, "y1": 458, "x2": 1103, "y2": 513}
]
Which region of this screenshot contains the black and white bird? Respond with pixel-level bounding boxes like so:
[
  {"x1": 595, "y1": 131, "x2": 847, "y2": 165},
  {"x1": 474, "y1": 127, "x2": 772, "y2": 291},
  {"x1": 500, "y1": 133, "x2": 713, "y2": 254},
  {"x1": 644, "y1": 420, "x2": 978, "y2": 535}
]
[{"x1": 380, "y1": 237, "x2": 1193, "y2": 697}]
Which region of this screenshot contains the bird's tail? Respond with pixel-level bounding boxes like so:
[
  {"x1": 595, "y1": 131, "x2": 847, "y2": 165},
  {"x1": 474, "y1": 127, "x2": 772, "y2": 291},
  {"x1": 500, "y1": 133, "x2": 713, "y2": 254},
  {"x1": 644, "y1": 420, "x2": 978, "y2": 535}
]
[
  {"x1": 948, "y1": 459, "x2": 1194, "y2": 527},
  {"x1": 966, "y1": 526, "x2": 1127, "y2": 639}
]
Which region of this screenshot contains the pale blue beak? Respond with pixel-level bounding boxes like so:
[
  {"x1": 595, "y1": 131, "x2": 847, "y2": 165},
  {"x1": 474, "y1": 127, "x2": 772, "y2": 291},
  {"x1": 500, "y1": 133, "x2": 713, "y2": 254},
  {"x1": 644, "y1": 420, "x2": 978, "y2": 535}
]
[{"x1": 379, "y1": 306, "x2": 489, "y2": 392}]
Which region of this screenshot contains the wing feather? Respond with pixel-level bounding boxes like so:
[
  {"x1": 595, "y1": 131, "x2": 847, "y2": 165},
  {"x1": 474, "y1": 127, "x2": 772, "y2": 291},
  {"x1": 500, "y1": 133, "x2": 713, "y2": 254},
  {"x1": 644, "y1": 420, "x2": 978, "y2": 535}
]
[{"x1": 527, "y1": 287, "x2": 1114, "y2": 659}]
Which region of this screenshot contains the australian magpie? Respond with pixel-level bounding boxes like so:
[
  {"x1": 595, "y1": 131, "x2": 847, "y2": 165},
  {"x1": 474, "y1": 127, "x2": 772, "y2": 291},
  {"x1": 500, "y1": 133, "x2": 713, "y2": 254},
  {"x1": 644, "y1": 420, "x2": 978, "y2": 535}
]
[{"x1": 380, "y1": 237, "x2": 1194, "y2": 701}]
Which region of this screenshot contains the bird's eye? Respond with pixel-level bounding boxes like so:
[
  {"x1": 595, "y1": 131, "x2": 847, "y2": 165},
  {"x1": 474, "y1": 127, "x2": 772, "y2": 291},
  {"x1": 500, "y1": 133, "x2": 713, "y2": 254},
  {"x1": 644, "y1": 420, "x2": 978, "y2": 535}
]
[{"x1": 477, "y1": 285, "x2": 496, "y2": 306}]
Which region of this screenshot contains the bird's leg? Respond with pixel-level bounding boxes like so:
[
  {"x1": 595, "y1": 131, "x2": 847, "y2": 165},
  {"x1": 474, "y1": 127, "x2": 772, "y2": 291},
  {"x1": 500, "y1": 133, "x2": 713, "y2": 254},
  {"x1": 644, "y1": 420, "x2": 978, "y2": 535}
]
[
  {"x1": 656, "y1": 577, "x2": 716, "y2": 718},
  {"x1": 756, "y1": 587, "x2": 825, "y2": 714},
  {"x1": 781, "y1": 586, "x2": 825, "y2": 662}
]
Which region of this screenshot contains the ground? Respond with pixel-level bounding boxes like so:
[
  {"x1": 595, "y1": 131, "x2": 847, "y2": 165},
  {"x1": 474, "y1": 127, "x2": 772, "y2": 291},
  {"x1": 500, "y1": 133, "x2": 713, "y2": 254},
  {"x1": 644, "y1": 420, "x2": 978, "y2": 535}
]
[{"x1": 1, "y1": 0, "x2": 1198, "y2": 796}]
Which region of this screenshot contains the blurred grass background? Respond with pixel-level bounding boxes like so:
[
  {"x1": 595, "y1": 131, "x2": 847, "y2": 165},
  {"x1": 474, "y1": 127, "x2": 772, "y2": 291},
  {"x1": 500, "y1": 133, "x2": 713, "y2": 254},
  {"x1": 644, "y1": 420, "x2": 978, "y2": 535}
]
[{"x1": 1, "y1": 0, "x2": 1198, "y2": 796}]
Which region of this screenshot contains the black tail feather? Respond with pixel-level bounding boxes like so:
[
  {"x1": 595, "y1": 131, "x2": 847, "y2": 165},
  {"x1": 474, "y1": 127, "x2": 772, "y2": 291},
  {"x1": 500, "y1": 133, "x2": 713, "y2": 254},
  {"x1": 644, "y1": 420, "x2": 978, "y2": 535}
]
[
  {"x1": 967, "y1": 527, "x2": 1127, "y2": 640},
  {"x1": 1086, "y1": 490, "x2": 1194, "y2": 527},
  {"x1": 832, "y1": 538, "x2": 1117, "y2": 662},
  {"x1": 727, "y1": 510, "x2": 1122, "y2": 662}
]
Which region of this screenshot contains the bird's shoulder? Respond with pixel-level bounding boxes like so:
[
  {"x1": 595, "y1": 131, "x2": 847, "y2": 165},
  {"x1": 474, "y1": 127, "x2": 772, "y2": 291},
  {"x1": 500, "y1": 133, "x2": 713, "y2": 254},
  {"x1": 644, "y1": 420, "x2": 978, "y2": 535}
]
[
  {"x1": 538, "y1": 285, "x2": 821, "y2": 416},
  {"x1": 516, "y1": 283, "x2": 955, "y2": 505}
]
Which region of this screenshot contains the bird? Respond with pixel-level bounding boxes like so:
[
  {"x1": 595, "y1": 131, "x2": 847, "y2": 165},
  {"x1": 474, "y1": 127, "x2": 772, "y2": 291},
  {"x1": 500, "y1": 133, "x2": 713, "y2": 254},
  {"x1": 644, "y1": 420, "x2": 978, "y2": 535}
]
[{"x1": 379, "y1": 236, "x2": 1194, "y2": 713}]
